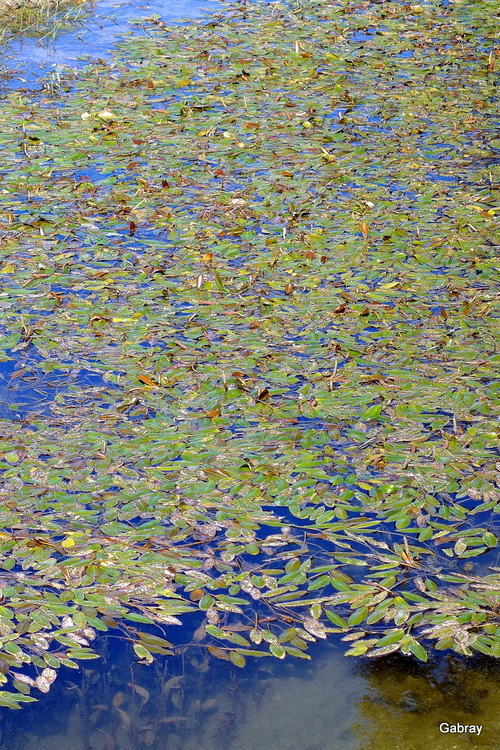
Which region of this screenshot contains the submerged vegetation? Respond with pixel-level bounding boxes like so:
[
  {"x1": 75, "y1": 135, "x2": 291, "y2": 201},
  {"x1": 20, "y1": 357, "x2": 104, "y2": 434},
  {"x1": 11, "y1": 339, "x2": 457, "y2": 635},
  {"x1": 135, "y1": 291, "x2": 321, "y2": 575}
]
[
  {"x1": 0, "y1": 0, "x2": 499, "y2": 709},
  {"x1": 0, "y1": 0, "x2": 89, "y2": 44}
]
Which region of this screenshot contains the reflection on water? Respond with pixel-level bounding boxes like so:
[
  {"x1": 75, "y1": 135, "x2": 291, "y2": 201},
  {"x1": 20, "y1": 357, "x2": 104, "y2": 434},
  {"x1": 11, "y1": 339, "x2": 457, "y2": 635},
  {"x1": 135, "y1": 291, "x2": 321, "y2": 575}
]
[
  {"x1": 355, "y1": 655, "x2": 500, "y2": 750},
  {"x1": 1, "y1": 630, "x2": 498, "y2": 750}
]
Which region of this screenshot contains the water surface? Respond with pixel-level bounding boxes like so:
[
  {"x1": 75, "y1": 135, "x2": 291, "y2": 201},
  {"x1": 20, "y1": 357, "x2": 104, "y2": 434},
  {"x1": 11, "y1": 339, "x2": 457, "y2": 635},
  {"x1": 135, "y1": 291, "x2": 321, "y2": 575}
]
[
  {"x1": 1, "y1": 0, "x2": 222, "y2": 88},
  {"x1": 2, "y1": 632, "x2": 499, "y2": 750},
  {"x1": 0, "y1": 0, "x2": 498, "y2": 747}
]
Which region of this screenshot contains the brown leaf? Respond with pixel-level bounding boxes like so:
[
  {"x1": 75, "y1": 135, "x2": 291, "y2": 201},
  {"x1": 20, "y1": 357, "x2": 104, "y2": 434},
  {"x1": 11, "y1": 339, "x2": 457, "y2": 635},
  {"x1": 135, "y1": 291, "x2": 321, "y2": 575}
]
[
  {"x1": 162, "y1": 676, "x2": 183, "y2": 693},
  {"x1": 129, "y1": 683, "x2": 150, "y2": 705},
  {"x1": 115, "y1": 707, "x2": 131, "y2": 729},
  {"x1": 205, "y1": 407, "x2": 221, "y2": 418},
  {"x1": 137, "y1": 373, "x2": 159, "y2": 387},
  {"x1": 189, "y1": 589, "x2": 205, "y2": 602},
  {"x1": 207, "y1": 645, "x2": 231, "y2": 660}
]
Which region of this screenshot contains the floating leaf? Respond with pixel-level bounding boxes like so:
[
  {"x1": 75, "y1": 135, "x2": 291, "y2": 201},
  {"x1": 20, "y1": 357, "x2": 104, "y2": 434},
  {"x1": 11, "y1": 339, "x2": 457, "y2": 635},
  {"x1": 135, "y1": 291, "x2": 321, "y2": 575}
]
[
  {"x1": 348, "y1": 607, "x2": 370, "y2": 627},
  {"x1": 269, "y1": 643, "x2": 286, "y2": 659},
  {"x1": 409, "y1": 641, "x2": 428, "y2": 662},
  {"x1": 367, "y1": 643, "x2": 402, "y2": 658},
  {"x1": 133, "y1": 644, "x2": 154, "y2": 664},
  {"x1": 0, "y1": 0, "x2": 497, "y2": 698},
  {"x1": 229, "y1": 652, "x2": 246, "y2": 667},
  {"x1": 482, "y1": 532, "x2": 497, "y2": 548},
  {"x1": 454, "y1": 538, "x2": 468, "y2": 556}
]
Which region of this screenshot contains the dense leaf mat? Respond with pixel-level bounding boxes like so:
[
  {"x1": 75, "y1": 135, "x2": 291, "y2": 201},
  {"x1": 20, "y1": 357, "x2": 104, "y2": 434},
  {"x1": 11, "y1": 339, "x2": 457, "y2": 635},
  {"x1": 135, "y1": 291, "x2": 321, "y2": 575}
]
[{"x1": 0, "y1": 0, "x2": 499, "y2": 707}]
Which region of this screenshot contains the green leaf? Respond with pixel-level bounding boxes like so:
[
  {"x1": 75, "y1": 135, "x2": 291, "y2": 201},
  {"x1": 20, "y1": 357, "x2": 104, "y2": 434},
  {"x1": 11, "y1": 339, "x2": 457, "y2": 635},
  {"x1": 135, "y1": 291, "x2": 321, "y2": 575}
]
[
  {"x1": 0, "y1": 692, "x2": 33, "y2": 708},
  {"x1": 229, "y1": 652, "x2": 246, "y2": 667},
  {"x1": 409, "y1": 641, "x2": 428, "y2": 662},
  {"x1": 454, "y1": 538, "x2": 468, "y2": 556},
  {"x1": 137, "y1": 633, "x2": 173, "y2": 649},
  {"x1": 326, "y1": 611, "x2": 348, "y2": 628},
  {"x1": 482, "y1": 532, "x2": 497, "y2": 548},
  {"x1": 269, "y1": 643, "x2": 286, "y2": 659},
  {"x1": 205, "y1": 625, "x2": 227, "y2": 639},
  {"x1": 4, "y1": 452, "x2": 20, "y2": 464},
  {"x1": 374, "y1": 629, "x2": 405, "y2": 648},
  {"x1": 133, "y1": 644, "x2": 154, "y2": 664},
  {"x1": 345, "y1": 642, "x2": 369, "y2": 656},
  {"x1": 347, "y1": 607, "x2": 369, "y2": 627},
  {"x1": 199, "y1": 595, "x2": 215, "y2": 610},
  {"x1": 125, "y1": 613, "x2": 156, "y2": 624},
  {"x1": 223, "y1": 632, "x2": 250, "y2": 647},
  {"x1": 214, "y1": 270, "x2": 228, "y2": 292},
  {"x1": 361, "y1": 404, "x2": 382, "y2": 421}
]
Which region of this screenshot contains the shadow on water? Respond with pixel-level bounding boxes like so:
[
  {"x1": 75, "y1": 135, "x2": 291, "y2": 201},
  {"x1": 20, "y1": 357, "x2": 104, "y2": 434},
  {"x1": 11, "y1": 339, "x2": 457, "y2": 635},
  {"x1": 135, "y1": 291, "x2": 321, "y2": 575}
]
[{"x1": 0, "y1": 626, "x2": 499, "y2": 750}]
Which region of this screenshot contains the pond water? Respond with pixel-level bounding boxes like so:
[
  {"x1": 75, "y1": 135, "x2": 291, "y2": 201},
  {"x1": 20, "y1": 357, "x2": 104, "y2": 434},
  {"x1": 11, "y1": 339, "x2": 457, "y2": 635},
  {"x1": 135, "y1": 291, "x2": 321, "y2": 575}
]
[
  {"x1": 1, "y1": 0, "x2": 222, "y2": 89},
  {"x1": 0, "y1": 0, "x2": 499, "y2": 747},
  {"x1": 0, "y1": 0, "x2": 223, "y2": 417},
  {"x1": 2, "y1": 625, "x2": 500, "y2": 750}
]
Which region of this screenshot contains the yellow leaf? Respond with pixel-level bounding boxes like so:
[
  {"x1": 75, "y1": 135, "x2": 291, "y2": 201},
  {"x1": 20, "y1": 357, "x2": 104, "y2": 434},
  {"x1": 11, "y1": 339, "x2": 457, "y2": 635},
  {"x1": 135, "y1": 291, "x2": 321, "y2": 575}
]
[
  {"x1": 320, "y1": 146, "x2": 336, "y2": 162},
  {"x1": 61, "y1": 537, "x2": 75, "y2": 549}
]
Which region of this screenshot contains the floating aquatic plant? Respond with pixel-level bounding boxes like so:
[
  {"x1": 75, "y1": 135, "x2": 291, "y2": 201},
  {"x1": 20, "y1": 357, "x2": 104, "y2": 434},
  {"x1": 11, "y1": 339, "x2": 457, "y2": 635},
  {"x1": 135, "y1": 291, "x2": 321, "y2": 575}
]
[{"x1": 0, "y1": 0, "x2": 499, "y2": 708}]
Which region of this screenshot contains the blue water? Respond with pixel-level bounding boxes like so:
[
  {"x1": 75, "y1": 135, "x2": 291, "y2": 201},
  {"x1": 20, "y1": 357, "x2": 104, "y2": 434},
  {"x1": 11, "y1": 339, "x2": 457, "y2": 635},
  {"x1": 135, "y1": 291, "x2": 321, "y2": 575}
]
[
  {"x1": 0, "y1": 349, "x2": 117, "y2": 420},
  {"x1": 1, "y1": 0, "x2": 222, "y2": 88},
  {"x1": 0, "y1": 1, "x2": 499, "y2": 746},
  {"x1": 3, "y1": 622, "x2": 499, "y2": 750}
]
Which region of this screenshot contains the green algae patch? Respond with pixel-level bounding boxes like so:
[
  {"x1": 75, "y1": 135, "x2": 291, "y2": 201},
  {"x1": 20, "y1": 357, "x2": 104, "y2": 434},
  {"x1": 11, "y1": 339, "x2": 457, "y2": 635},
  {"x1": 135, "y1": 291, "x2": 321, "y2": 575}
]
[{"x1": 0, "y1": 0, "x2": 499, "y2": 707}]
